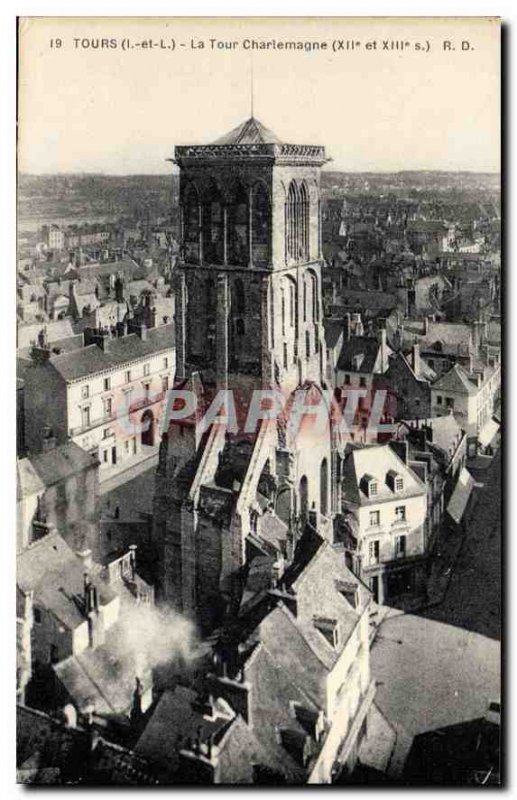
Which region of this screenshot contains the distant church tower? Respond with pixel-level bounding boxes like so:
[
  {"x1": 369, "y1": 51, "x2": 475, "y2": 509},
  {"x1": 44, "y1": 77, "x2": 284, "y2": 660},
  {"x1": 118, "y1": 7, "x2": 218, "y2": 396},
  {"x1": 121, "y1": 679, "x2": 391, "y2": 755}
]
[{"x1": 173, "y1": 116, "x2": 328, "y2": 394}]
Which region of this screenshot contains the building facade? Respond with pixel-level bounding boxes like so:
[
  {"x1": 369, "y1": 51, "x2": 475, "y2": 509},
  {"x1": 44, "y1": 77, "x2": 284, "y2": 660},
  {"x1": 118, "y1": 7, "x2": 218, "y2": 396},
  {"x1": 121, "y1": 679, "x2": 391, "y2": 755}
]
[
  {"x1": 23, "y1": 324, "x2": 175, "y2": 475},
  {"x1": 340, "y1": 442, "x2": 428, "y2": 607}
]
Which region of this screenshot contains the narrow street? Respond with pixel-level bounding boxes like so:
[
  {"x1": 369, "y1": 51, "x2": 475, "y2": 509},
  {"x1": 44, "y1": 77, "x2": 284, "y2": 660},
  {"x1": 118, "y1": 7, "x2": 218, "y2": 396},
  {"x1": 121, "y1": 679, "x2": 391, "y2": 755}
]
[{"x1": 422, "y1": 449, "x2": 502, "y2": 641}]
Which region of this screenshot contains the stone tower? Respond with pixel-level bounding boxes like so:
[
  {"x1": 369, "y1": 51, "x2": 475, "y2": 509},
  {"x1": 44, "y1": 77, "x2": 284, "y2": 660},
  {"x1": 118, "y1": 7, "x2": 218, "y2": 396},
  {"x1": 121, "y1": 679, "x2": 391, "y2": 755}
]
[{"x1": 173, "y1": 116, "x2": 328, "y2": 395}]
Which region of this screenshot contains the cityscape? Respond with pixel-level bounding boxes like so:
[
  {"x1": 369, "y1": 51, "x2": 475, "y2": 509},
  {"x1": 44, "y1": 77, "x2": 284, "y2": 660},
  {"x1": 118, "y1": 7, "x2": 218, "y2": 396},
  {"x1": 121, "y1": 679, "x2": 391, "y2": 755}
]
[{"x1": 16, "y1": 110, "x2": 501, "y2": 784}]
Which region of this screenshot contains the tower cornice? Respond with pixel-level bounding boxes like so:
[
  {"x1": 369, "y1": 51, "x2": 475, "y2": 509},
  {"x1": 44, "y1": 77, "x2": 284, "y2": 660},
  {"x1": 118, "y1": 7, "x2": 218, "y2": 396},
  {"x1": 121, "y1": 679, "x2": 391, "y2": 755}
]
[{"x1": 173, "y1": 142, "x2": 328, "y2": 167}]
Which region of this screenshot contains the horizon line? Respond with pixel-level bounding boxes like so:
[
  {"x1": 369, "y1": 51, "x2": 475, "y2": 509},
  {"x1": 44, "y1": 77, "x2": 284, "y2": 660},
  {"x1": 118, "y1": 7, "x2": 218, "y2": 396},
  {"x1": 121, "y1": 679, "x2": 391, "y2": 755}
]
[{"x1": 19, "y1": 168, "x2": 501, "y2": 177}]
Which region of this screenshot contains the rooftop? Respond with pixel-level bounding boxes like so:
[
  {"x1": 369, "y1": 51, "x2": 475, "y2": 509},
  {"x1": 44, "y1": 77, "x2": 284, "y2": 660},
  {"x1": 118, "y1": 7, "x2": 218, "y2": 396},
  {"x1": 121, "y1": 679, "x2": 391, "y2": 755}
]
[
  {"x1": 432, "y1": 363, "x2": 478, "y2": 396},
  {"x1": 48, "y1": 323, "x2": 175, "y2": 381},
  {"x1": 337, "y1": 336, "x2": 384, "y2": 374},
  {"x1": 18, "y1": 442, "x2": 98, "y2": 494},
  {"x1": 17, "y1": 530, "x2": 116, "y2": 631},
  {"x1": 211, "y1": 116, "x2": 282, "y2": 145},
  {"x1": 341, "y1": 443, "x2": 427, "y2": 507}
]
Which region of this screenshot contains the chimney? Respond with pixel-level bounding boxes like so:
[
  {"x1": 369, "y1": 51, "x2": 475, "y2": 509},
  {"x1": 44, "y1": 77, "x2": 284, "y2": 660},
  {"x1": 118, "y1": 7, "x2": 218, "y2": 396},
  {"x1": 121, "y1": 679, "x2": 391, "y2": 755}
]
[
  {"x1": 389, "y1": 439, "x2": 409, "y2": 465},
  {"x1": 411, "y1": 343, "x2": 420, "y2": 375},
  {"x1": 78, "y1": 548, "x2": 93, "y2": 572},
  {"x1": 423, "y1": 316, "x2": 430, "y2": 335},
  {"x1": 206, "y1": 671, "x2": 253, "y2": 726},
  {"x1": 343, "y1": 312, "x2": 351, "y2": 342},
  {"x1": 30, "y1": 346, "x2": 52, "y2": 365},
  {"x1": 136, "y1": 322, "x2": 147, "y2": 341},
  {"x1": 129, "y1": 544, "x2": 137, "y2": 581},
  {"x1": 114, "y1": 275, "x2": 124, "y2": 303},
  {"x1": 378, "y1": 328, "x2": 388, "y2": 372},
  {"x1": 41, "y1": 425, "x2": 57, "y2": 451}
]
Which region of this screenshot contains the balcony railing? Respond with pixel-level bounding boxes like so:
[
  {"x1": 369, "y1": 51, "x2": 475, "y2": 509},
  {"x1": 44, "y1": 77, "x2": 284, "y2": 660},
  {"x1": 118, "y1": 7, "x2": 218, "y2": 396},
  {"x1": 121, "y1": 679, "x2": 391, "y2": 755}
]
[
  {"x1": 70, "y1": 412, "x2": 115, "y2": 436},
  {"x1": 128, "y1": 390, "x2": 166, "y2": 414}
]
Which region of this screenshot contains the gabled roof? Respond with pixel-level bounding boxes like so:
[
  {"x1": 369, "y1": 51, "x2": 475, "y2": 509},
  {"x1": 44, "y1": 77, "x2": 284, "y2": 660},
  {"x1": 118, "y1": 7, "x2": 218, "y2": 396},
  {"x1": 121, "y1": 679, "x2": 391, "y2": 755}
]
[
  {"x1": 432, "y1": 363, "x2": 478, "y2": 396},
  {"x1": 211, "y1": 116, "x2": 282, "y2": 145},
  {"x1": 17, "y1": 531, "x2": 116, "y2": 631},
  {"x1": 337, "y1": 336, "x2": 382, "y2": 374}
]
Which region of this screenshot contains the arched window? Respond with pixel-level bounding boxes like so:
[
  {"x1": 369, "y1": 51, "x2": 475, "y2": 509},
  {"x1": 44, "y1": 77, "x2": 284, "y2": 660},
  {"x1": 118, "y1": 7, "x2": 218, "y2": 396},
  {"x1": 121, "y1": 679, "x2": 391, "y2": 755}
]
[
  {"x1": 287, "y1": 181, "x2": 299, "y2": 261},
  {"x1": 289, "y1": 282, "x2": 296, "y2": 328},
  {"x1": 183, "y1": 184, "x2": 200, "y2": 262},
  {"x1": 299, "y1": 182, "x2": 309, "y2": 260},
  {"x1": 306, "y1": 330, "x2": 311, "y2": 359},
  {"x1": 229, "y1": 183, "x2": 249, "y2": 266},
  {"x1": 320, "y1": 458, "x2": 328, "y2": 517},
  {"x1": 288, "y1": 173, "x2": 311, "y2": 270},
  {"x1": 311, "y1": 272, "x2": 319, "y2": 322},
  {"x1": 281, "y1": 287, "x2": 286, "y2": 336},
  {"x1": 251, "y1": 183, "x2": 270, "y2": 265},
  {"x1": 303, "y1": 279, "x2": 307, "y2": 322},
  {"x1": 202, "y1": 181, "x2": 224, "y2": 265}
]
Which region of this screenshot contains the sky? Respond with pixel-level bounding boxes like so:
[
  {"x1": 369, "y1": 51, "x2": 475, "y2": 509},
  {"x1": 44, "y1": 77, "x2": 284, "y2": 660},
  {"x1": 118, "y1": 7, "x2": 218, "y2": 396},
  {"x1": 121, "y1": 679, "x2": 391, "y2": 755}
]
[{"x1": 18, "y1": 17, "x2": 500, "y2": 175}]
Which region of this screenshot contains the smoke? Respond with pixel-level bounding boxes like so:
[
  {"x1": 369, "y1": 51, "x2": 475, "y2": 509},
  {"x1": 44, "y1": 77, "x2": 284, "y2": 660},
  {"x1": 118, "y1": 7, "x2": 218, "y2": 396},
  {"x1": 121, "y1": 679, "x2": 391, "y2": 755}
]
[{"x1": 113, "y1": 603, "x2": 200, "y2": 677}]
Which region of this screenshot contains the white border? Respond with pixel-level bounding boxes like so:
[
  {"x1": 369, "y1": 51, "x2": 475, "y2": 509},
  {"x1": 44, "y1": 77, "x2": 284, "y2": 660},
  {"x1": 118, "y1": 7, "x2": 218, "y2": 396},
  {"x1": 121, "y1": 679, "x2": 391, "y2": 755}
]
[{"x1": 1, "y1": 2, "x2": 512, "y2": 798}]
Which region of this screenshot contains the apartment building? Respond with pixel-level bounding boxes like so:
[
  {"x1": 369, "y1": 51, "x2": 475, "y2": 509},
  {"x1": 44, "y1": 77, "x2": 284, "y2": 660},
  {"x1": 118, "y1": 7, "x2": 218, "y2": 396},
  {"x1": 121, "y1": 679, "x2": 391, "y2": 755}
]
[
  {"x1": 24, "y1": 323, "x2": 175, "y2": 476},
  {"x1": 430, "y1": 354, "x2": 501, "y2": 456},
  {"x1": 340, "y1": 442, "x2": 428, "y2": 607}
]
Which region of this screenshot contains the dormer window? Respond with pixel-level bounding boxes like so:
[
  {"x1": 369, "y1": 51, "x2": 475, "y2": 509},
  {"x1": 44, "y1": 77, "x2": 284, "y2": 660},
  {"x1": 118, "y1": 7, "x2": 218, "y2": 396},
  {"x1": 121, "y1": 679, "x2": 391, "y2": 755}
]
[
  {"x1": 313, "y1": 617, "x2": 340, "y2": 649},
  {"x1": 353, "y1": 353, "x2": 364, "y2": 371},
  {"x1": 336, "y1": 580, "x2": 360, "y2": 609},
  {"x1": 387, "y1": 470, "x2": 404, "y2": 493},
  {"x1": 360, "y1": 473, "x2": 378, "y2": 498}
]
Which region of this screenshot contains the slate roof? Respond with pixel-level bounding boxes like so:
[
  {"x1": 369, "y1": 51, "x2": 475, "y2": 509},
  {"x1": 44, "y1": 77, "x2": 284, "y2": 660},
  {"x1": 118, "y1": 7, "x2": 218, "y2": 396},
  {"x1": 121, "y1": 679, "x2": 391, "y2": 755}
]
[
  {"x1": 19, "y1": 442, "x2": 98, "y2": 492},
  {"x1": 76, "y1": 259, "x2": 145, "y2": 283},
  {"x1": 17, "y1": 319, "x2": 75, "y2": 350},
  {"x1": 337, "y1": 336, "x2": 381, "y2": 373},
  {"x1": 54, "y1": 620, "x2": 152, "y2": 716},
  {"x1": 212, "y1": 116, "x2": 282, "y2": 145},
  {"x1": 240, "y1": 642, "x2": 320, "y2": 782},
  {"x1": 49, "y1": 324, "x2": 175, "y2": 381},
  {"x1": 432, "y1": 364, "x2": 478, "y2": 396},
  {"x1": 406, "y1": 220, "x2": 448, "y2": 234},
  {"x1": 17, "y1": 531, "x2": 116, "y2": 631},
  {"x1": 17, "y1": 705, "x2": 157, "y2": 784},
  {"x1": 400, "y1": 415, "x2": 464, "y2": 458},
  {"x1": 341, "y1": 443, "x2": 427, "y2": 507},
  {"x1": 426, "y1": 322, "x2": 472, "y2": 347},
  {"x1": 135, "y1": 687, "x2": 233, "y2": 773},
  {"x1": 337, "y1": 290, "x2": 399, "y2": 311},
  {"x1": 135, "y1": 686, "x2": 268, "y2": 783},
  {"x1": 323, "y1": 318, "x2": 344, "y2": 350}
]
